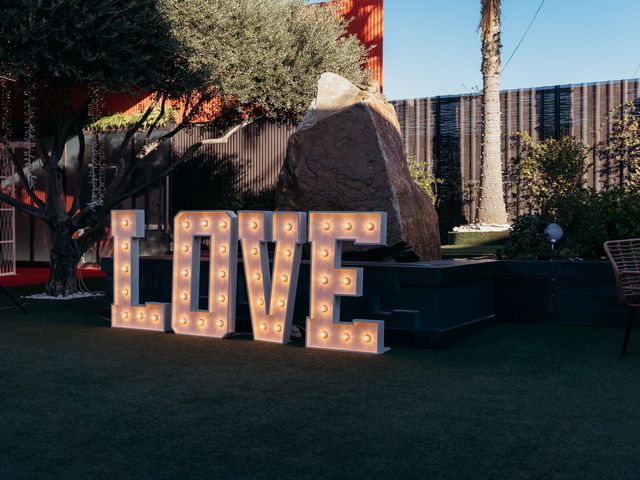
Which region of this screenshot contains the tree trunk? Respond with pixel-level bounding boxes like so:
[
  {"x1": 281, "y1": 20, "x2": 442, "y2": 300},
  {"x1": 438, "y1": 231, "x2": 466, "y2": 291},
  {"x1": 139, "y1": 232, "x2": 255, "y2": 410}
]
[
  {"x1": 46, "y1": 223, "x2": 81, "y2": 297},
  {"x1": 477, "y1": 0, "x2": 508, "y2": 225}
]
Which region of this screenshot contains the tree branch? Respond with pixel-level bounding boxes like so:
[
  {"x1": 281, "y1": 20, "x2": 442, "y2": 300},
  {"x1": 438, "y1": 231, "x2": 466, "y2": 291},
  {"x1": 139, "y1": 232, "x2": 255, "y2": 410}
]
[
  {"x1": 0, "y1": 190, "x2": 46, "y2": 219},
  {"x1": 113, "y1": 93, "x2": 161, "y2": 170},
  {"x1": 144, "y1": 94, "x2": 167, "y2": 143},
  {"x1": 68, "y1": 127, "x2": 86, "y2": 215},
  {"x1": 105, "y1": 141, "x2": 204, "y2": 209},
  {"x1": 200, "y1": 121, "x2": 251, "y2": 144},
  {"x1": 1, "y1": 139, "x2": 46, "y2": 209}
]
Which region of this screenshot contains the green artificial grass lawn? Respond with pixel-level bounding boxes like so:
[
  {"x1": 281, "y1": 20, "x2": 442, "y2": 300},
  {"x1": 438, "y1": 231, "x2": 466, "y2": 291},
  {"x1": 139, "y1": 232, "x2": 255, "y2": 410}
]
[{"x1": 1, "y1": 282, "x2": 639, "y2": 480}]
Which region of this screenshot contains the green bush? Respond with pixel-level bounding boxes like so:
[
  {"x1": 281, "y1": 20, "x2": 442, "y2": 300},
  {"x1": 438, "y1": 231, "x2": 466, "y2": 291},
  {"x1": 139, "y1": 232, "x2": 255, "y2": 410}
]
[
  {"x1": 406, "y1": 154, "x2": 442, "y2": 205},
  {"x1": 508, "y1": 132, "x2": 590, "y2": 215},
  {"x1": 502, "y1": 187, "x2": 640, "y2": 259}
]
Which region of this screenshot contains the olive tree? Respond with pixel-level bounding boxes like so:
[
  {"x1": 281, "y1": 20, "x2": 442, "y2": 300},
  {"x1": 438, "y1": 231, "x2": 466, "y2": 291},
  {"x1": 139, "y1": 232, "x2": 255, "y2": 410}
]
[{"x1": 0, "y1": 0, "x2": 367, "y2": 296}]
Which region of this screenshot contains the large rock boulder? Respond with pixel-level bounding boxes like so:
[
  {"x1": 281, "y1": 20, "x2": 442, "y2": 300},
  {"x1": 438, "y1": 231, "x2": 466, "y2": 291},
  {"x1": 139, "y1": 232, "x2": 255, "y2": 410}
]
[{"x1": 276, "y1": 73, "x2": 440, "y2": 260}]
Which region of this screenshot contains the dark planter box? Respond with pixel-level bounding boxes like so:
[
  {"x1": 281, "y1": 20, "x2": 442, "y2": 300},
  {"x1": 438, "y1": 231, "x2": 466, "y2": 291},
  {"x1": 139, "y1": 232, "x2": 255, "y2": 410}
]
[
  {"x1": 101, "y1": 257, "x2": 498, "y2": 348},
  {"x1": 496, "y1": 260, "x2": 627, "y2": 326}
]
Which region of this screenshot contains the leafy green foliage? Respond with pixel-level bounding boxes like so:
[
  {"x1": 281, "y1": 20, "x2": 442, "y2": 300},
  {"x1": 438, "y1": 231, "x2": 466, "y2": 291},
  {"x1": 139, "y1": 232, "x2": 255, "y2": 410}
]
[
  {"x1": 599, "y1": 100, "x2": 640, "y2": 190},
  {"x1": 157, "y1": 0, "x2": 368, "y2": 122},
  {"x1": 0, "y1": 0, "x2": 178, "y2": 89},
  {"x1": 507, "y1": 132, "x2": 590, "y2": 215},
  {"x1": 0, "y1": 0, "x2": 367, "y2": 122},
  {"x1": 406, "y1": 154, "x2": 443, "y2": 205},
  {"x1": 502, "y1": 188, "x2": 640, "y2": 260},
  {"x1": 503, "y1": 129, "x2": 640, "y2": 260},
  {"x1": 86, "y1": 108, "x2": 177, "y2": 132}
]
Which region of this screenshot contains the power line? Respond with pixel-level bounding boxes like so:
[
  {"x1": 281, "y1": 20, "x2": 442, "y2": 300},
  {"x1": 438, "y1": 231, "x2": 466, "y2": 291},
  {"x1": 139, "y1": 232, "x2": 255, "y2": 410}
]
[
  {"x1": 502, "y1": 0, "x2": 547, "y2": 74},
  {"x1": 632, "y1": 62, "x2": 640, "y2": 79}
]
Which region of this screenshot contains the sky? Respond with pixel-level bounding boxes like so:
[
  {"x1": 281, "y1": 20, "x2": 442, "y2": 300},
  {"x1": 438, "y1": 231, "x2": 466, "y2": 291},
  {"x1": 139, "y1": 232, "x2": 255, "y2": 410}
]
[{"x1": 382, "y1": 0, "x2": 640, "y2": 100}]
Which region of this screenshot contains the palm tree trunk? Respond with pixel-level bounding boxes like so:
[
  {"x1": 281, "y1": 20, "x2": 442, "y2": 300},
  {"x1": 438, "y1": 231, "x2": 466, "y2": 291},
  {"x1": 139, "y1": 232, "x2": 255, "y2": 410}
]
[{"x1": 477, "y1": 0, "x2": 508, "y2": 225}]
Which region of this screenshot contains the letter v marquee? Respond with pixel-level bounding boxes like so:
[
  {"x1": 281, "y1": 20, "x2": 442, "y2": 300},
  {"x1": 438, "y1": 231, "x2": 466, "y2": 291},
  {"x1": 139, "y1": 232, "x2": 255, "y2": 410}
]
[{"x1": 239, "y1": 211, "x2": 306, "y2": 343}]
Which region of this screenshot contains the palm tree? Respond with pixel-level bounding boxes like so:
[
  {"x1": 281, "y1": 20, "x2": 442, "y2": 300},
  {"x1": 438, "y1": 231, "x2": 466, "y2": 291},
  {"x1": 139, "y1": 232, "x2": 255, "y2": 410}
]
[{"x1": 477, "y1": 0, "x2": 508, "y2": 224}]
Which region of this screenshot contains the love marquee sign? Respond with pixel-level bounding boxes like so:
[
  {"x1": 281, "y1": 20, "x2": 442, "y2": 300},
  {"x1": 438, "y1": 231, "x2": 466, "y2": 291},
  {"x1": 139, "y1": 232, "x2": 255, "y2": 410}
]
[{"x1": 111, "y1": 210, "x2": 389, "y2": 354}]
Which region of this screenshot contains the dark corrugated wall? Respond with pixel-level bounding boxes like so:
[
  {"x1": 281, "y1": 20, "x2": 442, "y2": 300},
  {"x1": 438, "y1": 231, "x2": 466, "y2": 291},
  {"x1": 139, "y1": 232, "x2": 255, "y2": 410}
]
[
  {"x1": 392, "y1": 78, "x2": 640, "y2": 231},
  {"x1": 169, "y1": 122, "x2": 295, "y2": 215}
]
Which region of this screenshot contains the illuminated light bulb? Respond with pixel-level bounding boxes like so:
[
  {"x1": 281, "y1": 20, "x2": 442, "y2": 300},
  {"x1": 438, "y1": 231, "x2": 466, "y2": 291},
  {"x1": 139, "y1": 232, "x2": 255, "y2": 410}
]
[
  {"x1": 216, "y1": 319, "x2": 224, "y2": 328},
  {"x1": 278, "y1": 299, "x2": 285, "y2": 307},
  {"x1": 280, "y1": 274, "x2": 288, "y2": 283},
  {"x1": 285, "y1": 223, "x2": 293, "y2": 231},
  {"x1": 121, "y1": 265, "x2": 129, "y2": 273},
  {"x1": 275, "y1": 324, "x2": 282, "y2": 332},
  {"x1": 320, "y1": 304, "x2": 328, "y2": 313},
  {"x1": 251, "y1": 247, "x2": 259, "y2": 256},
  {"x1": 183, "y1": 220, "x2": 191, "y2": 229},
  {"x1": 218, "y1": 294, "x2": 226, "y2": 303},
  {"x1": 320, "y1": 331, "x2": 328, "y2": 339},
  {"x1": 121, "y1": 219, "x2": 129, "y2": 227},
  {"x1": 321, "y1": 249, "x2": 329, "y2": 258},
  {"x1": 322, "y1": 222, "x2": 331, "y2": 231},
  {"x1": 198, "y1": 318, "x2": 205, "y2": 327},
  {"x1": 180, "y1": 317, "x2": 188, "y2": 325},
  {"x1": 201, "y1": 219, "x2": 209, "y2": 228},
  {"x1": 121, "y1": 288, "x2": 129, "y2": 296},
  {"x1": 257, "y1": 298, "x2": 265, "y2": 306},
  {"x1": 218, "y1": 270, "x2": 226, "y2": 278},
  {"x1": 151, "y1": 314, "x2": 159, "y2": 322},
  {"x1": 136, "y1": 312, "x2": 144, "y2": 320},
  {"x1": 181, "y1": 292, "x2": 188, "y2": 301},
  {"x1": 182, "y1": 244, "x2": 190, "y2": 253},
  {"x1": 121, "y1": 242, "x2": 129, "y2": 250},
  {"x1": 320, "y1": 276, "x2": 329, "y2": 285},
  {"x1": 284, "y1": 249, "x2": 292, "y2": 257},
  {"x1": 121, "y1": 312, "x2": 129, "y2": 320},
  {"x1": 250, "y1": 221, "x2": 258, "y2": 229},
  {"x1": 219, "y1": 245, "x2": 227, "y2": 254},
  {"x1": 367, "y1": 222, "x2": 375, "y2": 231},
  {"x1": 343, "y1": 333, "x2": 351, "y2": 341},
  {"x1": 260, "y1": 322, "x2": 268, "y2": 331},
  {"x1": 344, "y1": 222, "x2": 352, "y2": 230},
  {"x1": 343, "y1": 277, "x2": 351, "y2": 285},
  {"x1": 364, "y1": 334, "x2": 372, "y2": 343},
  {"x1": 182, "y1": 268, "x2": 189, "y2": 277},
  {"x1": 253, "y1": 272, "x2": 261, "y2": 281},
  {"x1": 219, "y1": 220, "x2": 227, "y2": 229}
]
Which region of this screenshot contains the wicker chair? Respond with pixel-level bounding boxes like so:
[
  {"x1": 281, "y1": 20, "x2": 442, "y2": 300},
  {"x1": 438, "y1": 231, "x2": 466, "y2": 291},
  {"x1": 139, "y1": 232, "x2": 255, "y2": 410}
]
[{"x1": 603, "y1": 239, "x2": 640, "y2": 355}]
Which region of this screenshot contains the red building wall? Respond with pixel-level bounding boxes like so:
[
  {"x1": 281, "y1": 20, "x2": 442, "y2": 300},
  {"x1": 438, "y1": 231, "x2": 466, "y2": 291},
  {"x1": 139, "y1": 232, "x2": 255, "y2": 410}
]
[{"x1": 339, "y1": 0, "x2": 383, "y2": 90}]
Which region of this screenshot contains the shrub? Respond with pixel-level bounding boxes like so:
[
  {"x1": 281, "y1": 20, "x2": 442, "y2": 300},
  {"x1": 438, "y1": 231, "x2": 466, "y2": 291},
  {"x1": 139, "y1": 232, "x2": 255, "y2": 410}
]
[
  {"x1": 508, "y1": 132, "x2": 590, "y2": 215},
  {"x1": 502, "y1": 187, "x2": 640, "y2": 260},
  {"x1": 406, "y1": 154, "x2": 442, "y2": 205},
  {"x1": 598, "y1": 100, "x2": 640, "y2": 190}
]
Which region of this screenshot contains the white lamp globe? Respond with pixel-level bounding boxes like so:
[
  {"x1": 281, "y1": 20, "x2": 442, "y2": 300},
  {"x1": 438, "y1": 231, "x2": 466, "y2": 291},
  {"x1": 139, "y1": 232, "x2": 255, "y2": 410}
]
[{"x1": 544, "y1": 223, "x2": 564, "y2": 243}]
